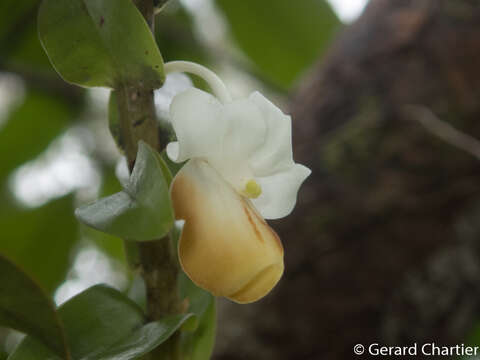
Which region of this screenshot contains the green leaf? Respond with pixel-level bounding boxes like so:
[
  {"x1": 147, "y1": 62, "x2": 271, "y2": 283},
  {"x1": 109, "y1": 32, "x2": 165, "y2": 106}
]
[
  {"x1": 38, "y1": 0, "x2": 165, "y2": 88},
  {"x1": 0, "y1": 255, "x2": 68, "y2": 358},
  {"x1": 0, "y1": 196, "x2": 78, "y2": 293},
  {"x1": 155, "y1": 151, "x2": 173, "y2": 187},
  {"x1": 83, "y1": 167, "x2": 127, "y2": 265},
  {"x1": 7, "y1": 338, "x2": 62, "y2": 360},
  {"x1": 179, "y1": 273, "x2": 216, "y2": 360},
  {"x1": 9, "y1": 285, "x2": 143, "y2": 359},
  {"x1": 179, "y1": 273, "x2": 212, "y2": 320},
  {"x1": 181, "y1": 300, "x2": 216, "y2": 360},
  {"x1": 10, "y1": 285, "x2": 194, "y2": 360},
  {"x1": 215, "y1": 0, "x2": 340, "y2": 90},
  {"x1": 88, "y1": 314, "x2": 194, "y2": 360},
  {"x1": 59, "y1": 285, "x2": 144, "y2": 358},
  {"x1": 75, "y1": 141, "x2": 174, "y2": 241}
]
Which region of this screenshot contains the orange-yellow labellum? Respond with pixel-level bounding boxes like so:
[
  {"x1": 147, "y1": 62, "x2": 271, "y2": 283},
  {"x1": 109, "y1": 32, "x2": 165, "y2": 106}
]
[{"x1": 171, "y1": 159, "x2": 284, "y2": 303}]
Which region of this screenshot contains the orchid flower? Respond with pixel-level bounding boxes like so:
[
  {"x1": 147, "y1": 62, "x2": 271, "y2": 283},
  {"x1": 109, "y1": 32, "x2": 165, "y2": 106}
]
[{"x1": 164, "y1": 61, "x2": 311, "y2": 303}]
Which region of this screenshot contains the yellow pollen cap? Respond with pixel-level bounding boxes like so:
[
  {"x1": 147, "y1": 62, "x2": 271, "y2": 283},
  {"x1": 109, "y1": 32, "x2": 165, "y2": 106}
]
[{"x1": 243, "y1": 179, "x2": 262, "y2": 199}]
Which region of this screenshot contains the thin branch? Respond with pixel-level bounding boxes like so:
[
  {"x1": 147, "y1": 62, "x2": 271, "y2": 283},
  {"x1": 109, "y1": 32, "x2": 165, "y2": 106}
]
[
  {"x1": 404, "y1": 105, "x2": 480, "y2": 161},
  {"x1": 120, "y1": 1, "x2": 182, "y2": 359}
]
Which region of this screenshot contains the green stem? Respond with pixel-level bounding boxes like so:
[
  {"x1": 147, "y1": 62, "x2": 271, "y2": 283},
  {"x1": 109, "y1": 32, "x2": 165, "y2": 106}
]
[
  {"x1": 116, "y1": 83, "x2": 159, "y2": 169},
  {"x1": 116, "y1": 1, "x2": 181, "y2": 359}
]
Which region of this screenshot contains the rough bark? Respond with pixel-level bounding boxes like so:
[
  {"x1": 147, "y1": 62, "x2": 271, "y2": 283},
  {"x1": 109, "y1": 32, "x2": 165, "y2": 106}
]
[{"x1": 215, "y1": 1, "x2": 480, "y2": 359}]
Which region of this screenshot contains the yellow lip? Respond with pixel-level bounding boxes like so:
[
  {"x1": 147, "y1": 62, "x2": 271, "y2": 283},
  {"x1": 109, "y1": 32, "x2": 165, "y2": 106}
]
[{"x1": 170, "y1": 159, "x2": 284, "y2": 303}]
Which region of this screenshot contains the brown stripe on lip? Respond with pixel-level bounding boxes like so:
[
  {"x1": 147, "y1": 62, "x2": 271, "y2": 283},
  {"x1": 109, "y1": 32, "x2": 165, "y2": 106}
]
[{"x1": 242, "y1": 201, "x2": 263, "y2": 243}]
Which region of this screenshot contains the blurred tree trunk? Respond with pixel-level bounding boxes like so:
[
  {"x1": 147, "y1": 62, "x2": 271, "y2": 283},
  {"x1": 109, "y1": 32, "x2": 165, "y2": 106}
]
[{"x1": 214, "y1": 0, "x2": 480, "y2": 359}]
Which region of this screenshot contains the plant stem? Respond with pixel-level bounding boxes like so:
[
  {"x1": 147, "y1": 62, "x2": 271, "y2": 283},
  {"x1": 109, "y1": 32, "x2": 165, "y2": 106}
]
[
  {"x1": 116, "y1": 1, "x2": 181, "y2": 359},
  {"x1": 116, "y1": 84, "x2": 158, "y2": 168}
]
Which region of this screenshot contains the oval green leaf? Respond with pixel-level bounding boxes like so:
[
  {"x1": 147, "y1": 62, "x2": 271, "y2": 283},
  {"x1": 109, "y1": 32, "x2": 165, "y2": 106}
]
[
  {"x1": 9, "y1": 285, "x2": 194, "y2": 360},
  {"x1": 90, "y1": 314, "x2": 194, "y2": 360},
  {"x1": 38, "y1": 0, "x2": 164, "y2": 88},
  {"x1": 60, "y1": 285, "x2": 145, "y2": 359},
  {"x1": 0, "y1": 254, "x2": 68, "y2": 358},
  {"x1": 75, "y1": 141, "x2": 174, "y2": 241},
  {"x1": 7, "y1": 338, "x2": 63, "y2": 360},
  {"x1": 10, "y1": 285, "x2": 144, "y2": 359}
]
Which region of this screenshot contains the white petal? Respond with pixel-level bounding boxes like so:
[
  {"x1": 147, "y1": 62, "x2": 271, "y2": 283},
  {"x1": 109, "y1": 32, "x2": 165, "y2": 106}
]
[
  {"x1": 208, "y1": 98, "x2": 267, "y2": 190},
  {"x1": 253, "y1": 164, "x2": 311, "y2": 220},
  {"x1": 167, "y1": 88, "x2": 225, "y2": 162},
  {"x1": 171, "y1": 159, "x2": 284, "y2": 303},
  {"x1": 248, "y1": 91, "x2": 293, "y2": 176},
  {"x1": 222, "y1": 98, "x2": 266, "y2": 159}
]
